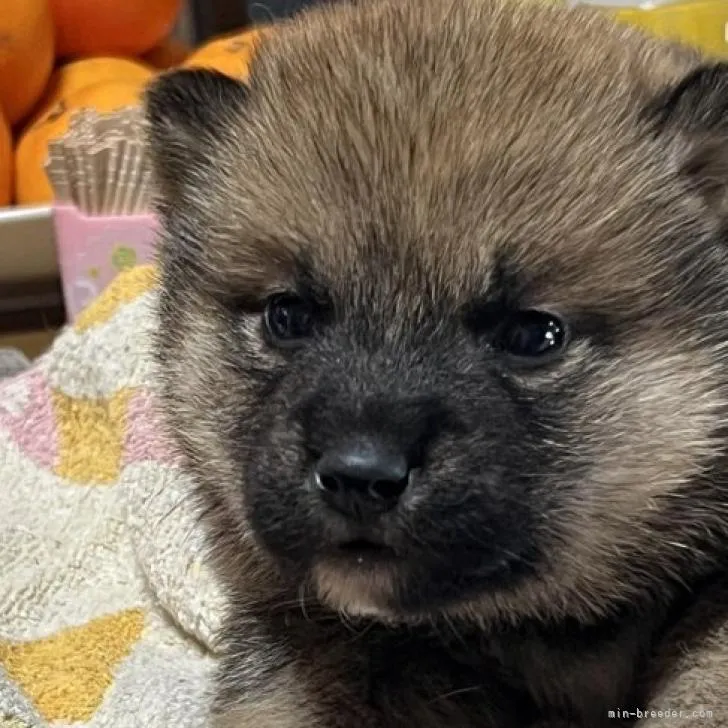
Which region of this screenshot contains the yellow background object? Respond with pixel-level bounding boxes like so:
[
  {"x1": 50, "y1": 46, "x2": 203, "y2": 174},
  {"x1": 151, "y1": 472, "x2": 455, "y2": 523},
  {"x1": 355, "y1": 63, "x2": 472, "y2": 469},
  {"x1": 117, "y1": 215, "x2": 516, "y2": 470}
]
[{"x1": 589, "y1": 0, "x2": 728, "y2": 58}]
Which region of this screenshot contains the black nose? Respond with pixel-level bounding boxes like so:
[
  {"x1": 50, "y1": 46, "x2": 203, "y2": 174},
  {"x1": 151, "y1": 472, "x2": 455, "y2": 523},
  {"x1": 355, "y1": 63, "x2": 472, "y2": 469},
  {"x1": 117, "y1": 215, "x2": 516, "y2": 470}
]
[{"x1": 313, "y1": 440, "x2": 411, "y2": 519}]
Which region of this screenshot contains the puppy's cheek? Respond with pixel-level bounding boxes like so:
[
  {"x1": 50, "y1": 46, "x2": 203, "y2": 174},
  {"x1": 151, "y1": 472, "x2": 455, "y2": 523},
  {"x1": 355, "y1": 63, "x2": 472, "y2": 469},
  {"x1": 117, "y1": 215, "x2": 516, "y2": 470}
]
[
  {"x1": 543, "y1": 347, "x2": 724, "y2": 588},
  {"x1": 157, "y1": 306, "x2": 237, "y2": 468},
  {"x1": 230, "y1": 314, "x2": 283, "y2": 369},
  {"x1": 159, "y1": 301, "x2": 290, "y2": 501},
  {"x1": 240, "y1": 417, "x2": 325, "y2": 565},
  {"x1": 431, "y1": 345, "x2": 725, "y2": 625}
]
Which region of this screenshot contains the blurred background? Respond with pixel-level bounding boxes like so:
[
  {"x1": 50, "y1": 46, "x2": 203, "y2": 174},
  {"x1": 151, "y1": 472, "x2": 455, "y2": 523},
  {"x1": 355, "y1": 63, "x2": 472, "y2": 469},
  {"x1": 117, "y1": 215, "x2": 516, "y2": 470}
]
[
  {"x1": 183, "y1": 0, "x2": 324, "y2": 41},
  {"x1": 0, "y1": 0, "x2": 328, "y2": 361}
]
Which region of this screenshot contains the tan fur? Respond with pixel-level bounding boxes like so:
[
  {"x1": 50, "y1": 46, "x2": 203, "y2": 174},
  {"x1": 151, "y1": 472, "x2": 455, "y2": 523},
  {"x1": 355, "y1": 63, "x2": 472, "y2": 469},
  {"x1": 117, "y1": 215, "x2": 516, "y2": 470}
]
[
  {"x1": 311, "y1": 561, "x2": 398, "y2": 617},
  {"x1": 175, "y1": 0, "x2": 701, "y2": 307},
  {"x1": 642, "y1": 578, "x2": 728, "y2": 724},
  {"x1": 212, "y1": 677, "x2": 318, "y2": 728}
]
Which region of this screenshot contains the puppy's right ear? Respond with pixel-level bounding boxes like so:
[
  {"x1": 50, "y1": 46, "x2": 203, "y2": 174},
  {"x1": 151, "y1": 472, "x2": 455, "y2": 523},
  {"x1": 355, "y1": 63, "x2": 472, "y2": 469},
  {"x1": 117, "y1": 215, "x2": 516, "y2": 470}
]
[
  {"x1": 645, "y1": 63, "x2": 728, "y2": 221},
  {"x1": 143, "y1": 68, "x2": 250, "y2": 203}
]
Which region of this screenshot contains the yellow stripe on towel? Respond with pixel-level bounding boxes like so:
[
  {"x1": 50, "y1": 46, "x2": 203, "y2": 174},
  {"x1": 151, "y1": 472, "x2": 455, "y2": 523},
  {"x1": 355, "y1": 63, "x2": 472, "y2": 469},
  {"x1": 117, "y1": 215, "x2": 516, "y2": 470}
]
[
  {"x1": 74, "y1": 265, "x2": 158, "y2": 333},
  {"x1": 52, "y1": 387, "x2": 133, "y2": 484},
  {"x1": 0, "y1": 609, "x2": 145, "y2": 723}
]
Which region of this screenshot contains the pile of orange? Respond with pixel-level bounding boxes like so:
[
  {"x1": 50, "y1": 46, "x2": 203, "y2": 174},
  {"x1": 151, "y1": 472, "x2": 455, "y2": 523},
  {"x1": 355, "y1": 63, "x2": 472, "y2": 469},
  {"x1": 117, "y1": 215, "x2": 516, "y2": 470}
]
[
  {"x1": 0, "y1": 0, "x2": 271, "y2": 208},
  {"x1": 182, "y1": 26, "x2": 269, "y2": 81}
]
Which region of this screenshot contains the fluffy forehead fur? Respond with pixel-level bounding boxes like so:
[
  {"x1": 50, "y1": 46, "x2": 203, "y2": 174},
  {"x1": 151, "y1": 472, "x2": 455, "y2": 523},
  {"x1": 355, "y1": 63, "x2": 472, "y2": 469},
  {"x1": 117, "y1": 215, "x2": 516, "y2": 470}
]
[
  {"x1": 152, "y1": 0, "x2": 707, "y2": 308},
  {"x1": 145, "y1": 0, "x2": 728, "y2": 628}
]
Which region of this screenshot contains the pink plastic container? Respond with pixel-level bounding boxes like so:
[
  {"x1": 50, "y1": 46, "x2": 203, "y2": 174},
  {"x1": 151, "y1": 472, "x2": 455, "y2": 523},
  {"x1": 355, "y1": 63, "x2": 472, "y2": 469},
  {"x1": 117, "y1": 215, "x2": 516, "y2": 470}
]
[{"x1": 52, "y1": 204, "x2": 159, "y2": 321}]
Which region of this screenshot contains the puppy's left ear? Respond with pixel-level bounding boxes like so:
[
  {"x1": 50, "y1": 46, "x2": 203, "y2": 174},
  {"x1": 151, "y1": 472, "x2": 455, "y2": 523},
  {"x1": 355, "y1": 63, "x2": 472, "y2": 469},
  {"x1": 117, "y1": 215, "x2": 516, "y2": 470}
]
[
  {"x1": 143, "y1": 68, "x2": 250, "y2": 204},
  {"x1": 647, "y1": 63, "x2": 728, "y2": 219}
]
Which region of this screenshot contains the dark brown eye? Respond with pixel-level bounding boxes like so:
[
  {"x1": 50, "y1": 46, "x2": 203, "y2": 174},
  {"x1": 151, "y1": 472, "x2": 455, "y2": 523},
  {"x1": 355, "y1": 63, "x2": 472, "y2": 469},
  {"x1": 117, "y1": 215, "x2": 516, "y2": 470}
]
[
  {"x1": 264, "y1": 293, "x2": 315, "y2": 346},
  {"x1": 495, "y1": 310, "x2": 568, "y2": 362}
]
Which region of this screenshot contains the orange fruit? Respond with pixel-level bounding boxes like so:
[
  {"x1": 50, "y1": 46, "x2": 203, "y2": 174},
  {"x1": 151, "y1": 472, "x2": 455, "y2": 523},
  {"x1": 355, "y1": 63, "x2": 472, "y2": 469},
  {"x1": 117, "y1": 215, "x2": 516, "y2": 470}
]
[
  {"x1": 0, "y1": 111, "x2": 13, "y2": 206},
  {"x1": 0, "y1": 0, "x2": 55, "y2": 126},
  {"x1": 46, "y1": 57, "x2": 155, "y2": 100},
  {"x1": 50, "y1": 0, "x2": 183, "y2": 58},
  {"x1": 15, "y1": 81, "x2": 143, "y2": 205},
  {"x1": 182, "y1": 27, "x2": 270, "y2": 81},
  {"x1": 26, "y1": 57, "x2": 155, "y2": 127},
  {"x1": 143, "y1": 37, "x2": 191, "y2": 69}
]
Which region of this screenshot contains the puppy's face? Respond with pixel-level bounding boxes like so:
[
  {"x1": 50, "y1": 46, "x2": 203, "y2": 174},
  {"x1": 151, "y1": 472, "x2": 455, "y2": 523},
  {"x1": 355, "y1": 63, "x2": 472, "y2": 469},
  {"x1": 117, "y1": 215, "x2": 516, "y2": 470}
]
[{"x1": 146, "y1": 0, "x2": 728, "y2": 625}]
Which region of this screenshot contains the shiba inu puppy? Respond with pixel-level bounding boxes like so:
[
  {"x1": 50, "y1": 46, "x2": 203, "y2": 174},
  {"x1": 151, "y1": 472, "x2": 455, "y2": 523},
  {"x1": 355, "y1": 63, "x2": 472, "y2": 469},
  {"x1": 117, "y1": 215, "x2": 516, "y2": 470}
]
[{"x1": 144, "y1": 0, "x2": 728, "y2": 724}]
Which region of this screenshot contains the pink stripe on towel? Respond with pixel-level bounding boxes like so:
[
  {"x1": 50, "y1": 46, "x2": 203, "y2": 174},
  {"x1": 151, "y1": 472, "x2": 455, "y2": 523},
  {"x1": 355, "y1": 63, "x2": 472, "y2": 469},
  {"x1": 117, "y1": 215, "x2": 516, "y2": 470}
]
[
  {"x1": 0, "y1": 369, "x2": 58, "y2": 469},
  {"x1": 123, "y1": 388, "x2": 182, "y2": 468}
]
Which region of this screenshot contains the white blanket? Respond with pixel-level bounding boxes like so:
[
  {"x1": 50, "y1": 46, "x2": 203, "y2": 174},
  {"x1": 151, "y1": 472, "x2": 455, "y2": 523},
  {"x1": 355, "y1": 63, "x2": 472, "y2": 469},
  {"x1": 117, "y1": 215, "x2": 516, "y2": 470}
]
[{"x1": 0, "y1": 265, "x2": 226, "y2": 728}]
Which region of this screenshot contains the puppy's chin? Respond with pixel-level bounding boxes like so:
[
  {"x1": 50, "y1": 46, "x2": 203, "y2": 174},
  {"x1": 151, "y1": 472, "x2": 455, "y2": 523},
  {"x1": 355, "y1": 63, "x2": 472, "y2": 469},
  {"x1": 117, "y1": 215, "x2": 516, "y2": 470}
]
[
  {"x1": 310, "y1": 560, "x2": 405, "y2": 620},
  {"x1": 306, "y1": 544, "x2": 617, "y2": 627},
  {"x1": 309, "y1": 555, "x2": 509, "y2": 624}
]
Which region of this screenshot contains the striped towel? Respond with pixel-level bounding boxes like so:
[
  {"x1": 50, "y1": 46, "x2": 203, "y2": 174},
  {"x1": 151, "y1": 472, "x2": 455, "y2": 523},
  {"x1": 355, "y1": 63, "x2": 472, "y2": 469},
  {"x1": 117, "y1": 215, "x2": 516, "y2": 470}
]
[{"x1": 0, "y1": 266, "x2": 226, "y2": 728}]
